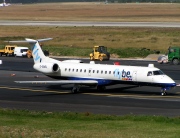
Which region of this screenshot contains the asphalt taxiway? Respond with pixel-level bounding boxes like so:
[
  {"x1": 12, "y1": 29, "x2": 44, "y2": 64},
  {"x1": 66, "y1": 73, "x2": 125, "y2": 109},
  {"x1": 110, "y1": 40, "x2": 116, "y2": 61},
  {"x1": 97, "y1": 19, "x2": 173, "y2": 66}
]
[
  {"x1": 0, "y1": 57, "x2": 180, "y2": 117},
  {"x1": 1, "y1": 21, "x2": 180, "y2": 27}
]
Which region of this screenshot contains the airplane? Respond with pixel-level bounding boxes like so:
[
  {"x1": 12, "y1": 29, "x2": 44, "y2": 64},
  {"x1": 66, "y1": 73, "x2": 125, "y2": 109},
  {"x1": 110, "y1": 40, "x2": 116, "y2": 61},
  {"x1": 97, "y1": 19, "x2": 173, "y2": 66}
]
[
  {"x1": 7, "y1": 38, "x2": 176, "y2": 96},
  {"x1": 0, "y1": 0, "x2": 10, "y2": 7}
]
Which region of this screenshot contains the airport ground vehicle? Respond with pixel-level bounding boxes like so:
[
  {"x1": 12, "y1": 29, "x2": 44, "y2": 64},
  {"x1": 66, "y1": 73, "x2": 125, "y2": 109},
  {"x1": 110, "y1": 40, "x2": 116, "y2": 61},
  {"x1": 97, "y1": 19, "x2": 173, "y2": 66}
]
[
  {"x1": 26, "y1": 49, "x2": 32, "y2": 58},
  {"x1": 14, "y1": 47, "x2": 28, "y2": 57},
  {"x1": 168, "y1": 46, "x2": 180, "y2": 65},
  {"x1": 157, "y1": 46, "x2": 180, "y2": 65},
  {"x1": 0, "y1": 45, "x2": 17, "y2": 56},
  {"x1": 89, "y1": 46, "x2": 110, "y2": 61},
  {"x1": 27, "y1": 49, "x2": 49, "y2": 58}
]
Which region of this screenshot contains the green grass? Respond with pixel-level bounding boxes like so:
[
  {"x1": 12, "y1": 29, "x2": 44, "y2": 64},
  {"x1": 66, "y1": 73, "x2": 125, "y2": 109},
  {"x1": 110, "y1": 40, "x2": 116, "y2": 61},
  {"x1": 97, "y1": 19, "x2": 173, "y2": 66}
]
[
  {"x1": 0, "y1": 108, "x2": 180, "y2": 138},
  {"x1": 0, "y1": 26, "x2": 180, "y2": 58},
  {"x1": 40, "y1": 46, "x2": 155, "y2": 58}
]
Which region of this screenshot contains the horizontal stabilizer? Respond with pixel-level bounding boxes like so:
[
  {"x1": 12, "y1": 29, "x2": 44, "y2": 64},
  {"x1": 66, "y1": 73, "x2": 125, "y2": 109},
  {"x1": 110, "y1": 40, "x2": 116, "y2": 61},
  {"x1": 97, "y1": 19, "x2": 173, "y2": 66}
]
[{"x1": 5, "y1": 38, "x2": 53, "y2": 43}]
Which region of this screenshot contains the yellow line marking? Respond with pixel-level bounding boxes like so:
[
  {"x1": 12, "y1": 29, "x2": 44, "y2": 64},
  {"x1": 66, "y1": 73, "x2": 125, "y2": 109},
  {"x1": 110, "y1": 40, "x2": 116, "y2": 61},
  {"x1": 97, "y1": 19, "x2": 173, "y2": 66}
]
[
  {"x1": 0, "y1": 86, "x2": 69, "y2": 94},
  {"x1": 82, "y1": 92, "x2": 180, "y2": 99},
  {"x1": 0, "y1": 86, "x2": 180, "y2": 99}
]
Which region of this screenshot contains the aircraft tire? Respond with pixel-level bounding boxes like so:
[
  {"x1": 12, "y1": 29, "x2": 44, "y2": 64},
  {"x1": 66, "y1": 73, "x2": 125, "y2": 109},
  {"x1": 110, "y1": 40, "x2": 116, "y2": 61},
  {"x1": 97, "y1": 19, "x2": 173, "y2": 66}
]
[{"x1": 161, "y1": 92, "x2": 166, "y2": 96}]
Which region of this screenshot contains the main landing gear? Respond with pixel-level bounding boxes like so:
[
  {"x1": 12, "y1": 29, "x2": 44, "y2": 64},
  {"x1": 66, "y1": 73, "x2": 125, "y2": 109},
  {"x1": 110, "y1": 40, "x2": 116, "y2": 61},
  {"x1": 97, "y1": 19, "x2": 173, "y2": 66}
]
[
  {"x1": 97, "y1": 85, "x2": 106, "y2": 91},
  {"x1": 71, "y1": 85, "x2": 106, "y2": 93},
  {"x1": 71, "y1": 84, "x2": 80, "y2": 93}
]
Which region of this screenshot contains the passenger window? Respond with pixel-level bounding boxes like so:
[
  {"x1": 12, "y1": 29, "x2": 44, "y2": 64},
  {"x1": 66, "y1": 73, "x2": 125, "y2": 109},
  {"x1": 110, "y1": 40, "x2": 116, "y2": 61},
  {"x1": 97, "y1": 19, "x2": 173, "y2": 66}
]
[
  {"x1": 65, "y1": 68, "x2": 67, "y2": 71},
  {"x1": 105, "y1": 71, "x2": 107, "y2": 74},
  {"x1": 76, "y1": 69, "x2": 78, "y2": 72},
  {"x1": 147, "y1": 71, "x2": 153, "y2": 76},
  {"x1": 80, "y1": 69, "x2": 82, "y2": 72},
  {"x1": 84, "y1": 69, "x2": 86, "y2": 73},
  {"x1": 93, "y1": 70, "x2": 95, "y2": 73},
  {"x1": 109, "y1": 71, "x2": 111, "y2": 74},
  {"x1": 97, "y1": 70, "x2": 99, "y2": 73}
]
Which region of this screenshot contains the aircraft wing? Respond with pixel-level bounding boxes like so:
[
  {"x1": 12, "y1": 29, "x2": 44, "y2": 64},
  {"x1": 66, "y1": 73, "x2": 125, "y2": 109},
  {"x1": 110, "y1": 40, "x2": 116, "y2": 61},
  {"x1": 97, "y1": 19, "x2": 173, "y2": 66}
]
[{"x1": 15, "y1": 80, "x2": 98, "y2": 85}]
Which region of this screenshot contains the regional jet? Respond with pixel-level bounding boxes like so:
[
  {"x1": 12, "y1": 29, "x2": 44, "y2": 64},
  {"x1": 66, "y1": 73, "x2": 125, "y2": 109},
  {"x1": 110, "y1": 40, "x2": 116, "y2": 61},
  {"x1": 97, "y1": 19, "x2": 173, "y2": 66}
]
[
  {"x1": 8, "y1": 38, "x2": 176, "y2": 96},
  {"x1": 0, "y1": 0, "x2": 10, "y2": 7}
]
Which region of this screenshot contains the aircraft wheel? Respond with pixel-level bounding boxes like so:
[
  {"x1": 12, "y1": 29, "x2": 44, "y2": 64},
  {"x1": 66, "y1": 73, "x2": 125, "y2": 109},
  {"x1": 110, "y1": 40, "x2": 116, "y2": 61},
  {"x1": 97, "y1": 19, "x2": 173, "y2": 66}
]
[
  {"x1": 71, "y1": 85, "x2": 80, "y2": 93},
  {"x1": 161, "y1": 88, "x2": 167, "y2": 96},
  {"x1": 161, "y1": 92, "x2": 166, "y2": 96},
  {"x1": 71, "y1": 88, "x2": 78, "y2": 94},
  {"x1": 97, "y1": 86, "x2": 106, "y2": 91}
]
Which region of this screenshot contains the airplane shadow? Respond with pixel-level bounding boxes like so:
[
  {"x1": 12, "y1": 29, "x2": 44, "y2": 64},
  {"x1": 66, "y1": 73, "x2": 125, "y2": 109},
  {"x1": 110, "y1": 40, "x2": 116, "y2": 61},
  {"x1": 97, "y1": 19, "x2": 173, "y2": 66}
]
[{"x1": 25, "y1": 84, "x2": 179, "y2": 97}]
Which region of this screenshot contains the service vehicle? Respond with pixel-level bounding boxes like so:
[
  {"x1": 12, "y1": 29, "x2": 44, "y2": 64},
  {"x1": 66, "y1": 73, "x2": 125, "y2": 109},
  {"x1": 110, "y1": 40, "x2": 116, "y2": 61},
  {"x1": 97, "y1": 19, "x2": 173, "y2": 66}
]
[
  {"x1": 168, "y1": 46, "x2": 180, "y2": 65},
  {"x1": 0, "y1": 45, "x2": 17, "y2": 56},
  {"x1": 27, "y1": 49, "x2": 49, "y2": 58},
  {"x1": 90, "y1": 46, "x2": 110, "y2": 61},
  {"x1": 157, "y1": 46, "x2": 180, "y2": 65},
  {"x1": 14, "y1": 47, "x2": 28, "y2": 57}
]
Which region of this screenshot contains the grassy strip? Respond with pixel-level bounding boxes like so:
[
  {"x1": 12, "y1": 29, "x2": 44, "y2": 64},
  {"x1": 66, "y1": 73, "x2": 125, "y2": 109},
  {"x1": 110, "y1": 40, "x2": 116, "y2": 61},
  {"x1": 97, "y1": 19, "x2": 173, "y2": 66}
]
[
  {"x1": 40, "y1": 46, "x2": 155, "y2": 58},
  {"x1": 1, "y1": 26, "x2": 180, "y2": 58},
  {"x1": 0, "y1": 108, "x2": 180, "y2": 138},
  {"x1": 0, "y1": 3, "x2": 180, "y2": 22}
]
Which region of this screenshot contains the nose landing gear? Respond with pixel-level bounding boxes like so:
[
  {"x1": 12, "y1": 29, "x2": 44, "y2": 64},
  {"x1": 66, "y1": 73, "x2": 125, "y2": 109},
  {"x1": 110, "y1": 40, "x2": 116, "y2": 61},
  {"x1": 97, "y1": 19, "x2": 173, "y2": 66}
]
[{"x1": 161, "y1": 87, "x2": 169, "y2": 96}]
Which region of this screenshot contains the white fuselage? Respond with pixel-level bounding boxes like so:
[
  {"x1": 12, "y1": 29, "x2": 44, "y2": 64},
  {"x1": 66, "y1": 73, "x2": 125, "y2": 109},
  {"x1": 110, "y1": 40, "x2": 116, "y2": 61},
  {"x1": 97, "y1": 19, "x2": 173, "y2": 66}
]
[{"x1": 33, "y1": 57, "x2": 176, "y2": 88}]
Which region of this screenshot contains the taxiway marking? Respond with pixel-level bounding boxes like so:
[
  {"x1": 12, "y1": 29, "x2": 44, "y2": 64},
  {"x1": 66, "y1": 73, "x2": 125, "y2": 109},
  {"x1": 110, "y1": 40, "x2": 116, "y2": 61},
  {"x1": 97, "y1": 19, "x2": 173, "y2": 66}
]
[
  {"x1": 0, "y1": 86, "x2": 180, "y2": 100},
  {"x1": 0, "y1": 86, "x2": 69, "y2": 94}
]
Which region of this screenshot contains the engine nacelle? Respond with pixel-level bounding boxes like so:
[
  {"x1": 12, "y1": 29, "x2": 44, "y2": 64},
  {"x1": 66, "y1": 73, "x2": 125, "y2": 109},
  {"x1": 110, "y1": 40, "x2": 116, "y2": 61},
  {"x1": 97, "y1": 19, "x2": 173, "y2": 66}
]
[{"x1": 33, "y1": 63, "x2": 59, "y2": 74}]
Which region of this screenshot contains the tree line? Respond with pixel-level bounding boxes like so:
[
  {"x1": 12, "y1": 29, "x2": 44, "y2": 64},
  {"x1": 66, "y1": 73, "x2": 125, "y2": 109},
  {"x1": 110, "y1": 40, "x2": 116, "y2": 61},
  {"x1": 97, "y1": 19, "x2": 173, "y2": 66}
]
[{"x1": 7, "y1": 0, "x2": 180, "y2": 3}]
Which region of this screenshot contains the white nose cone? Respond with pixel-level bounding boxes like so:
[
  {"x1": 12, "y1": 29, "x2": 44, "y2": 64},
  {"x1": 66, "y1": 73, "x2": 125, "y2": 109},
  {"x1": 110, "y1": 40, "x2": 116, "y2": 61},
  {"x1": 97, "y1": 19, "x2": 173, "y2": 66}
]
[{"x1": 0, "y1": 60, "x2": 2, "y2": 64}]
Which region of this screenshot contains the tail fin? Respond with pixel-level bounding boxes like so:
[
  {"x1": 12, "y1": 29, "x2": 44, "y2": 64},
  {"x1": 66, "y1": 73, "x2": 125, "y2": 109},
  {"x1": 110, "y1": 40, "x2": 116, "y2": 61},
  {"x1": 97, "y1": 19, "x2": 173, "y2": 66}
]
[
  {"x1": 5, "y1": 38, "x2": 52, "y2": 64},
  {"x1": 27, "y1": 38, "x2": 46, "y2": 63}
]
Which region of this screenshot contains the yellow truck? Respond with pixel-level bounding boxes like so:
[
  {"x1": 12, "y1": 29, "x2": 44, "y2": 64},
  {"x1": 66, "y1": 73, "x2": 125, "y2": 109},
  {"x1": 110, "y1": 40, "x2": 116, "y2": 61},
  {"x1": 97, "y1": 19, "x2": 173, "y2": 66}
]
[
  {"x1": 26, "y1": 49, "x2": 49, "y2": 58},
  {"x1": 0, "y1": 45, "x2": 17, "y2": 56},
  {"x1": 90, "y1": 46, "x2": 110, "y2": 61}
]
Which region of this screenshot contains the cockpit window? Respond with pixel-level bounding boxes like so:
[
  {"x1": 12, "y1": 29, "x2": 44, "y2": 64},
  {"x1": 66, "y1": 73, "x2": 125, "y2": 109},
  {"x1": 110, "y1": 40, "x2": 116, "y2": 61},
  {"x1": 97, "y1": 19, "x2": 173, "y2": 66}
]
[
  {"x1": 147, "y1": 71, "x2": 153, "y2": 76},
  {"x1": 147, "y1": 70, "x2": 164, "y2": 76},
  {"x1": 153, "y1": 70, "x2": 164, "y2": 75}
]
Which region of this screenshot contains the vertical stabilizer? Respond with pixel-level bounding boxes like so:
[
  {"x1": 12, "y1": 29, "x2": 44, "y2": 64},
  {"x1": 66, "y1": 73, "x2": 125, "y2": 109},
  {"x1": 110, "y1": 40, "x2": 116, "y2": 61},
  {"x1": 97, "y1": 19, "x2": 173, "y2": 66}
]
[
  {"x1": 25, "y1": 38, "x2": 46, "y2": 64},
  {"x1": 6, "y1": 38, "x2": 52, "y2": 64}
]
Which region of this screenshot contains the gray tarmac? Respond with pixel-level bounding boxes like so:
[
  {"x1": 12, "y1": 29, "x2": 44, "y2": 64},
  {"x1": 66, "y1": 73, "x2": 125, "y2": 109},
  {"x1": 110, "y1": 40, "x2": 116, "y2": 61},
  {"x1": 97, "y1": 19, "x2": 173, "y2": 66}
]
[
  {"x1": 0, "y1": 57, "x2": 180, "y2": 117},
  {"x1": 1, "y1": 21, "x2": 180, "y2": 27}
]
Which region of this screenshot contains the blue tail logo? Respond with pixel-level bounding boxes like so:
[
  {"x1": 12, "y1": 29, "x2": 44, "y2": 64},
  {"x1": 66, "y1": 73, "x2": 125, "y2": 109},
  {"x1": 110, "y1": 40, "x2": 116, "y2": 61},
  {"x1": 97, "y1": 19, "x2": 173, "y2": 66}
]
[{"x1": 32, "y1": 45, "x2": 40, "y2": 61}]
